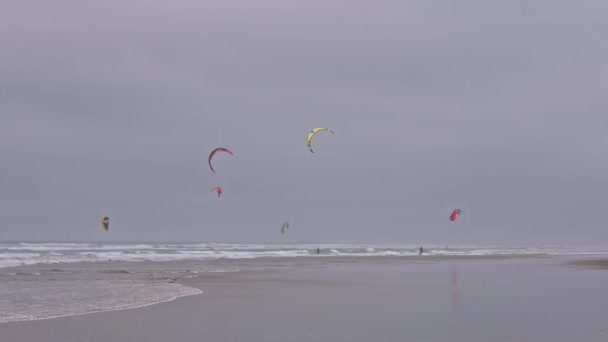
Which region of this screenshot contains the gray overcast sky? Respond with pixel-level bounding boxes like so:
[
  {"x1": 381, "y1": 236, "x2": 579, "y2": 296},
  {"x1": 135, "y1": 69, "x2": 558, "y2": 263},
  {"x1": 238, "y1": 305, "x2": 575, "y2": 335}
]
[{"x1": 1, "y1": 0, "x2": 608, "y2": 244}]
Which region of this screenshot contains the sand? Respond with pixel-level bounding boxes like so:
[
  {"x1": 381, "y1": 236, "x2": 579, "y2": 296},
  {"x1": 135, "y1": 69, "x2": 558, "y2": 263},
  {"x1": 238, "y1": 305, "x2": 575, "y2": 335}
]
[
  {"x1": 564, "y1": 258, "x2": 608, "y2": 270},
  {"x1": 1, "y1": 256, "x2": 608, "y2": 341}
]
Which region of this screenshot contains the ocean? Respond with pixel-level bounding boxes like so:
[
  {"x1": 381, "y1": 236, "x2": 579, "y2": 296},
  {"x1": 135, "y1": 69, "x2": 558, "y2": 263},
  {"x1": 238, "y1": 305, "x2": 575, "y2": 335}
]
[
  {"x1": 2, "y1": 242, "x2": 608, "y2": 325},
  {"x1": 4, "y1": 242, "x2": 608, "y2": 269}
]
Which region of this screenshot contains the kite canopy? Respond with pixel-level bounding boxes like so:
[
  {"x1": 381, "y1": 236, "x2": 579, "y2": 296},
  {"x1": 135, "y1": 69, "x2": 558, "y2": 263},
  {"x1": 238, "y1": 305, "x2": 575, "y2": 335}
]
[
  {"x1": 281, "y1": 221, "x2": 289, "y2": 234},
  {"x1": 449, "y1": 209, "x2": 462, "y2": 222},
  {"x1": 212, "y1": 186, "x2": 223, "y2": 197},
  {"x1": 101, "y1": 216, "x2": 109, "y2": 231},
  {"x1": 306, "y1": 128, "x2": 334, "y2": 153},
  {"x1": 208, "y1": 148, "x2": 233, "y2": 173}
]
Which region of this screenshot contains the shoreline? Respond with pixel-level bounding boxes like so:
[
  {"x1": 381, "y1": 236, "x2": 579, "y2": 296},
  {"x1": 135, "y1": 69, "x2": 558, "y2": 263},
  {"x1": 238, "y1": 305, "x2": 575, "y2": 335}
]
[
  {"x1": 0, "y1": 254, "x2": 546, "y2": 326},
  {"x1": 0, "y1": 285, "x2": 203, "y2": 325},
  {"x1": 2, "y1": 255, "x2": 608, "y2": 341},
  {"x1": 0, "y1": 253, "x2": 570, "y2": 326},
  {"x1": 563, "y1": 258, "x2": 608, "y2": 270}
]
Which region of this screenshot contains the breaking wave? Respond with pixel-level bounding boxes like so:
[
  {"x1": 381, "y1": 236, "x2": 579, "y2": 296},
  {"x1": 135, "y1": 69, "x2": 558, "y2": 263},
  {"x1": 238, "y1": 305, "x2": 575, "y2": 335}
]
[{"x1": 2, "y1": 242, "x2": 608, "y2": 269}]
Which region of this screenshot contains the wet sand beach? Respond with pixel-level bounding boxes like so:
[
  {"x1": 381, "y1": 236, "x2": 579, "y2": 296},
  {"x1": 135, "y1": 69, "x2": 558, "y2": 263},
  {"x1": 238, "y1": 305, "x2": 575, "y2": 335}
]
[
  {"x1": 2, "y1": 256, "x2": 608, "y2": 342},
  {"x1": 564, "y1": 258, "x2": 608, "y2": 270}
]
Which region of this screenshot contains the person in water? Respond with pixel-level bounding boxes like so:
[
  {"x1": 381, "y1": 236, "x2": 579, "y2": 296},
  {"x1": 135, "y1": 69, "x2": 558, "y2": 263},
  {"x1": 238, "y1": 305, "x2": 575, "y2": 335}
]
[
  {"x1": 316, "y1": 248, "x2": 320, "y2": 255},
  {"x1": 419, "y1": 246, "x2": 423, "y2": 255}
]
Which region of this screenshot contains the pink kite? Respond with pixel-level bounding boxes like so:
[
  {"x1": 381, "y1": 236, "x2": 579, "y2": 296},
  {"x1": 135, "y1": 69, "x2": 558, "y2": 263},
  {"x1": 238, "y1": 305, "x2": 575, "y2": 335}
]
[
  {"x1": 211, "y1": 186, "x2": 223, "y2": 197},
  {"x1": 449, "y1": 209, "x2": 462, "y2": 222}
]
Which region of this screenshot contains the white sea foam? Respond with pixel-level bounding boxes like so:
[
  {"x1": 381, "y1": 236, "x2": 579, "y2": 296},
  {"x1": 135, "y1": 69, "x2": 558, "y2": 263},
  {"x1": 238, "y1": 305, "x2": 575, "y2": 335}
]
[
  {"x1": 0, "y1": 280, "x2": 202, "y2": 324},
  {"x1": 3, "y1": 241, "x2": 608, "y2": 326},
  {"x1": 2, "y1": 242, "x2": 608, "y2": 269}
]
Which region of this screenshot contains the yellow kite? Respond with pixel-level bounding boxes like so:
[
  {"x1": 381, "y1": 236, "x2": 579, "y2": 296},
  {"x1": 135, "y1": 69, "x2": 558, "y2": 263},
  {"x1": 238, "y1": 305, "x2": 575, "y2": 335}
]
[
  {"x1": 101, "y1": 216, "x2": 109, "y2": 231},
  {"x1": 306, "y1": 128, "x2": 334, "y2": 153}
]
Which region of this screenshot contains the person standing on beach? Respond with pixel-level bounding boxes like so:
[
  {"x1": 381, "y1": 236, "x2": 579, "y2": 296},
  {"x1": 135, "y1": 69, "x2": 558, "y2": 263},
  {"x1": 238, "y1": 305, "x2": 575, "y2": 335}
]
[{"x1": 316, "y1": 248, "x2": 320, "y2": 255}]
